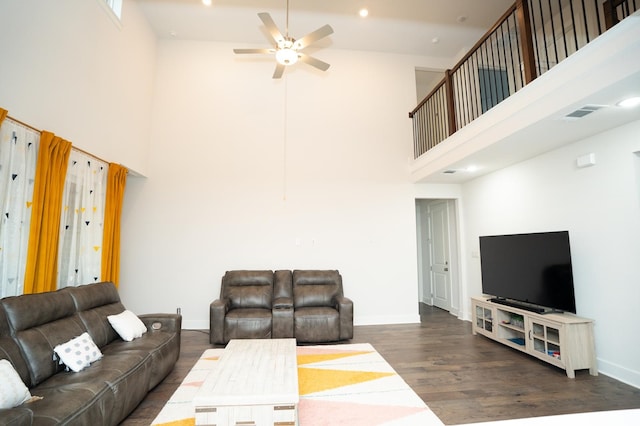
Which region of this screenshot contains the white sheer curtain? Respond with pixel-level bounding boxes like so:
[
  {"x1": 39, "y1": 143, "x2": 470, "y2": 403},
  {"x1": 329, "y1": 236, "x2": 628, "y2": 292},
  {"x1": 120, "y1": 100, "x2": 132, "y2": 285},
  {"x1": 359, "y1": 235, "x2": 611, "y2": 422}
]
[
  {"x1": 0, "y1": 119, "x2": 39, "y2": 297},
  {"x1": 57, "y1": 150, "x2": 108, "y2": 288}
]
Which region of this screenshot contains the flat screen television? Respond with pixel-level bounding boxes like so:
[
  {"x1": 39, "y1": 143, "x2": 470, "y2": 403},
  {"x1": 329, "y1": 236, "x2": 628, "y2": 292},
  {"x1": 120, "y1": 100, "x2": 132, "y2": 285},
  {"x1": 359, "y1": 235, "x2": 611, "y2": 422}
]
[{"x1": 479, "y1": 231, "x2": 576, "y2": 314}]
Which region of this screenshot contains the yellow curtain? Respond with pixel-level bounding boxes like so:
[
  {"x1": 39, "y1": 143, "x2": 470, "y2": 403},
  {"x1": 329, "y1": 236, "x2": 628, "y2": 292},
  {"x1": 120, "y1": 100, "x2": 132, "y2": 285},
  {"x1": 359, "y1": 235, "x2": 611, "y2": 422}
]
[
  {"x1": 23, "y1": 132, "x2": 72, "y2": 294},
  {"x1": 0, "y1": 108, "x2": 7, "y2": 124},
  {"x1": 101, "y1": 163, "x2": 127, "y2": 287}
]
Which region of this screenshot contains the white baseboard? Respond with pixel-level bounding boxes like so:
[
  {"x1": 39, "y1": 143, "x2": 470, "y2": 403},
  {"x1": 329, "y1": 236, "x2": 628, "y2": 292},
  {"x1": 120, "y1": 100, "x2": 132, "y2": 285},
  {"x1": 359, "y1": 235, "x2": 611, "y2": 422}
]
[
  {"x1": 182, "y1": 319, "x2": 210, "y2": 330},
  {"x1": 181, "y1": 315, "x2": 421, "y2": 331},
  {"x1": 598, "y1": 358, "x2": 640, "y2": 389},
  {"x1": 353, "y1": 314, "x2": 421, "y2": 326}
]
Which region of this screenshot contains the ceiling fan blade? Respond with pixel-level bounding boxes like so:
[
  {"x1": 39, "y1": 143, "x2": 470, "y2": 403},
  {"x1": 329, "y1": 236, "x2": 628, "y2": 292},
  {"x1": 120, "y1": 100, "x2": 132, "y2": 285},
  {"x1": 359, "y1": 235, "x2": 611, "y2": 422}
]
[
  {"x1": 233, "y1": 48, "x2": 275, "y2": 54},
  {"x1": 293, "y1": 24, "x2": 334, "y2": 50},
  {"x1": 273, "y1": 63, "x2": 286, "y2": 79},
  {"x1": 258, "y1": 12, "x2": 285, "y2": 46},
  {"x1": 298, "y1": 53, "x2": 330, "y2": 72}
]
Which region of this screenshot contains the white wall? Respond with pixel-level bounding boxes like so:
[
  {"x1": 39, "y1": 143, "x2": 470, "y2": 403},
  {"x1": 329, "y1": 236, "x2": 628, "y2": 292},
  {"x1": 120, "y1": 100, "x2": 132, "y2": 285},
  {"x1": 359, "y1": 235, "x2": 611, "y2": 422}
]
[
  {"x1": 117, "y1": 40, "x2": 435, "y2": 328},
  {"x1": 461, "y1": 119, "x2": 640, "y2": 388},
  {"x1": 0, "y1": 0, "x2": 156, "y2": 175}
]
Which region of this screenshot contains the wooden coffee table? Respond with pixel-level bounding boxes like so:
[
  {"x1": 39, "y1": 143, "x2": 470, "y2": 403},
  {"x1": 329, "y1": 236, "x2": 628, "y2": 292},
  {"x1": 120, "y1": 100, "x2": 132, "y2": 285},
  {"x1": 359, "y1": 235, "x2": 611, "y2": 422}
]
[{"x1": 193, "y1": 338, "x2": 299, "y2": 426}]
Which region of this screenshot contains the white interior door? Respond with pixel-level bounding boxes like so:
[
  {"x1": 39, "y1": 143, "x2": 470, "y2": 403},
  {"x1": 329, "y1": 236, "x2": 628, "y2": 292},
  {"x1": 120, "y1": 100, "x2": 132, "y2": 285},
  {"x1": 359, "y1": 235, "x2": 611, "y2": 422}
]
[{"x1": 429, "y1": 201, "x2": 451, "y2": 311}]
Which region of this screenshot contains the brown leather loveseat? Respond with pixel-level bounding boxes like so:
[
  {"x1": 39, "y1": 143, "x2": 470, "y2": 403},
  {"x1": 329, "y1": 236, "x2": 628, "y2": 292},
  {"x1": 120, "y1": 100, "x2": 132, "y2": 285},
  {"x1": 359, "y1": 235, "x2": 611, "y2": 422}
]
[
  {"x1": 0, "y1": 282, "x2": 181, "y2": 425},
  {"x1": 210, "y1": 269, "x2": 353, "y2": 345}
]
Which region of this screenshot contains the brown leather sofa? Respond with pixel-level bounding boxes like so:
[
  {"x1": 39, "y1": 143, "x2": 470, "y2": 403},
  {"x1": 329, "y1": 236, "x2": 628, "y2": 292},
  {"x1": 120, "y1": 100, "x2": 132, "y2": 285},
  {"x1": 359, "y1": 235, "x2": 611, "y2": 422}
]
[
  {"x1": 0, "y1": 282, "x2": 181, "y2": 426},
  {"x1": 210, "y1": 270, "x2": 353, "y2": 344}
]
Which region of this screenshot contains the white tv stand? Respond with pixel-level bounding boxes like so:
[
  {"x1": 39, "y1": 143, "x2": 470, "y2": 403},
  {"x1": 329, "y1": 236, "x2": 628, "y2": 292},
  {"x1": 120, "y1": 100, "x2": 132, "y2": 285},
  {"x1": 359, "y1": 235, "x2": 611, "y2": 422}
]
[{"x1": 471, "y1": 296, "x2": 597, "y2": 378}]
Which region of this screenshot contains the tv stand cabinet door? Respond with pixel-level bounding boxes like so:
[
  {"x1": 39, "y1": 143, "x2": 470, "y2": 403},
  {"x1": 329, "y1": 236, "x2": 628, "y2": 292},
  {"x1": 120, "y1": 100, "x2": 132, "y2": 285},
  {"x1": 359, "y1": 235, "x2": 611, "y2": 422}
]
[
  {"x1": 526, "y1": 318, "x2": 565, "y2": 370},
  {"x1": 472, "y1": 299, "x2": 495, "y2": 338}
]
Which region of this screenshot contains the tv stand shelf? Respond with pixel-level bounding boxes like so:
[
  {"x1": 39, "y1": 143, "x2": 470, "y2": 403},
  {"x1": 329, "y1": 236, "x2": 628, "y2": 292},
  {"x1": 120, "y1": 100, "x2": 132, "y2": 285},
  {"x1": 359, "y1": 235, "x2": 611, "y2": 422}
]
[{"x1": 472, "y1": 296, "x2": 597, "y2": 378}]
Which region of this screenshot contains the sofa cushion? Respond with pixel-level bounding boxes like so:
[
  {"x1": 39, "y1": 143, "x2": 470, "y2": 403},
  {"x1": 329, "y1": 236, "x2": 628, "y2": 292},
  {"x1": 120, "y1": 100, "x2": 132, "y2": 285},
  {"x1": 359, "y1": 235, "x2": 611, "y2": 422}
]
[
  {"x1": 53, "y1": 332, "x2": 103, "y2": 373},
  {"x1": 0, "y1": 359, "x2": 31, "y2": 409},
  {"x1": 0, "y1": 305, "x2": 30, "y2": 387},
  {"x1": 224, "y1": 308, "x2": 272, "y2": 341},
  {"x1": 294, "y1": 307, "x2": 340, "y2": 342},
  {"x1": 107, "y1": 310, "x2": 147, "y2": 342},
  {"x1": 102, "y1": 325, "x2": 179, "y2": 389},
  {"x1": 2, "y1": 290, "x2": 86, "y2": 387},
  {"x1": 28, "y1": 364, "x2": 119, "y2": 425},
  {"x1": 293, "y1": 284, "x2": 340, "y2": 308},
  {"x1": 222, "y1": 270, "x2": 274, "y2": 310},
  {"x1": 2, "y1": 289, "x2": 76, "y2": 332},
  {"x1": 292, "y1": 270, "x2": 343, "y2": 308},
  {"x1": 65, "y1": 282, "x2": 125, "y2": 348},
  {"x1": 0, "y1": 407, "x2": 32, "y2": 425}
]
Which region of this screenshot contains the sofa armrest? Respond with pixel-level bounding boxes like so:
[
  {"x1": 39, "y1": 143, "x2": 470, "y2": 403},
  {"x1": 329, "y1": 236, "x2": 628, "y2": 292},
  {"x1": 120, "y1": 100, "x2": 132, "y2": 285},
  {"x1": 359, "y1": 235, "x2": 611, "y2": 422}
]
[
  {"x1": 209, "y1": 299, "x2": 229, "y2": 345},
  {"x1": 139, "y1": 313, "x2": 182, "y2": 333},
  {"x1": 335, "y1": 296, "x2": 354, "y2": 340},
  {"x1": 272, "y1": 297, "x2": 294, "y2": 339},
  {"x1": 273, "y1": 297, "x2": 293, "y2": 310}
]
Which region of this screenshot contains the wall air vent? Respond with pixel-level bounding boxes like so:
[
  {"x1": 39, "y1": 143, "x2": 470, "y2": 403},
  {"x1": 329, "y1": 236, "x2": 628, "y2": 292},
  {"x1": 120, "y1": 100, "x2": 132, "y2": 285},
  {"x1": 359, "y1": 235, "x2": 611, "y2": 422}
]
[
  {"x1": 564, "y1": 104, "x2": 605, "y2": 119},
  {"x1": 443, "y1": 170, "x2": 457, "y2": 174}
]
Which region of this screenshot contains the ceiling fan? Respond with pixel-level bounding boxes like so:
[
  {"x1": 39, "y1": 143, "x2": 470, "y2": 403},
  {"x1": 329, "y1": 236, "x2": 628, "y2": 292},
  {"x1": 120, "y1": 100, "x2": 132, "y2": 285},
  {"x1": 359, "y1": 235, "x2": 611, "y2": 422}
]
[{"x1": 233, "y1": 0, "x2": 334, "y2": 79}]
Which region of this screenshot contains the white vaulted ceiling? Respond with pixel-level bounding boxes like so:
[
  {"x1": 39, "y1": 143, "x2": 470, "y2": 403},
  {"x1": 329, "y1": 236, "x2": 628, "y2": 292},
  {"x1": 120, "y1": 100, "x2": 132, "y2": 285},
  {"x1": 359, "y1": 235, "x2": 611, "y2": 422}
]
[{"x1": 134, "y1": 0, "x2": 514, "y2": 61}]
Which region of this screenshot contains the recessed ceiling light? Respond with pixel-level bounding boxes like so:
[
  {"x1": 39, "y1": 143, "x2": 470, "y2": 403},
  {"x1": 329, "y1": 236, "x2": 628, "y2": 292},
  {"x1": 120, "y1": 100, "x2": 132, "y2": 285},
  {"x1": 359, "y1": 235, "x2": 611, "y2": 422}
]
[
  {"x1": 465, "y1": 165, "x2": 478, "y2": 173},
  {"x1": 202, "y1": 0, "x2": 212, "y2": 6},
  {"x1": 617, "y1": 96, "x2": 640, "y2": 108},
  {"x1": 457, "y1": 15, "x2": 468, "y2": 23},
  {"x1": 359, "y1": 9, "x2": 369, "y2": 18}
]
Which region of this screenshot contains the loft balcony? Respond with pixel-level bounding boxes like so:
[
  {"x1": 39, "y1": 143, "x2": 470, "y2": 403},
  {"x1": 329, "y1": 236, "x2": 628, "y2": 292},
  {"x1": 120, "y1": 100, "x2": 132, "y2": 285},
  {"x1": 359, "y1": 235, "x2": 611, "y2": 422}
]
[{"x1": 409, "y1": 0, "x2": 640, "y2": 183}]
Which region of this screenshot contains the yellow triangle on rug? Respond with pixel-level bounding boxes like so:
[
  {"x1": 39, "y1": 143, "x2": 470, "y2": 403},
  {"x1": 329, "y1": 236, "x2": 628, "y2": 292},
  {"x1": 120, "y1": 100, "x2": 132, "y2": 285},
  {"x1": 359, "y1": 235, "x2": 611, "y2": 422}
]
[
  {"x1": 297, "y1": 351, "x2": 371, "y2": 366},
  {"x1": 298, "y1": 367, "x2": 395, "y2": 395},
  {"x1": 153, "y1": 419, "x2": 194, "y2": 426}
]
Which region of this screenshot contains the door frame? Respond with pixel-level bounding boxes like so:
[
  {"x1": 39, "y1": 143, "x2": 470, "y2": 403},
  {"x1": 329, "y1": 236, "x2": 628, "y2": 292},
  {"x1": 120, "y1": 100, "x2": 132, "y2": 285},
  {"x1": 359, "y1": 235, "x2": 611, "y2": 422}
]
[{"x1": 416, "y1": 198, "x2": 461, "y2": 317}]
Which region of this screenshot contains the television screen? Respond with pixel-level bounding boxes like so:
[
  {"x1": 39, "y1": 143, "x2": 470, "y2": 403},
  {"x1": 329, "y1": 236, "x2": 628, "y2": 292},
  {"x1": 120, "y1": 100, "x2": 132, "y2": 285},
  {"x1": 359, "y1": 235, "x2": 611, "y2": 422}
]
[{"x1": 479, "y1": 231, "x2": 576, "y2": 313}]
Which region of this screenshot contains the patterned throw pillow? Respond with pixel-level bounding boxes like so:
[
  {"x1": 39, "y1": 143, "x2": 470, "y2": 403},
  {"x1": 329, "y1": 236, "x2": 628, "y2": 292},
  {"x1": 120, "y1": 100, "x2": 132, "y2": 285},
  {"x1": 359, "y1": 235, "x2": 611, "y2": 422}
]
[
  {"x1": 53, "y1": 332, "x2": 103, "y2": 373},
  {"x1": 0, "y1": 359, "x2": 32, "y2": 409},
  {"x1": 107, "y1": 310, "x2": 147, "y2": 342}
]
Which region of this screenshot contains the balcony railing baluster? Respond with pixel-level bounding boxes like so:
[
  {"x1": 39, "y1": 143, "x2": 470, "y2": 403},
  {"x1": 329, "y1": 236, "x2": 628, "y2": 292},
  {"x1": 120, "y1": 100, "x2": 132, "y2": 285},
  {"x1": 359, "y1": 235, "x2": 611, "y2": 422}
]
[{"x1": 409, "y1": 0, "x2": 638, "y2": 159}]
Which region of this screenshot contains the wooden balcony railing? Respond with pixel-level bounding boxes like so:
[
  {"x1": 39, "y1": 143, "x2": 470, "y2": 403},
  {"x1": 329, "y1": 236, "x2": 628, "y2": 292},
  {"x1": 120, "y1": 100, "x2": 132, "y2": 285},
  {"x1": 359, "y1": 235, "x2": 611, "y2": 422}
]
[{"x1": 409, "y1": 0, "x2": 638, "y2": 159}]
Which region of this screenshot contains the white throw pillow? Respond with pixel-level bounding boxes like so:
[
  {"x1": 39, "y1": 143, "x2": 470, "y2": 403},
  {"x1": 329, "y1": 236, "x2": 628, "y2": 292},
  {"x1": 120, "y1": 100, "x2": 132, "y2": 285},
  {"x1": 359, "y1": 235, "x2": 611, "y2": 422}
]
[
  {"x1": 0, "y1": 359, "x2": 32, "y2": 409},
  {"x1": 107, "y1": 310, "x2": 147, "y2": 342},
  {"x1": 53, "y1": 332, "x2": 103, "y2": 373}
]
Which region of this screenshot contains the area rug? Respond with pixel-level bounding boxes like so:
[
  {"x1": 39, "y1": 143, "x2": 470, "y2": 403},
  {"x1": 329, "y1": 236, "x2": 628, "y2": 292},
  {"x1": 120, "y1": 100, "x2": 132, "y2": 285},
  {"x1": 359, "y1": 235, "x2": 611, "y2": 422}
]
[{"x1": 151, "y1": 342, "x2": 444, "y2": 426}]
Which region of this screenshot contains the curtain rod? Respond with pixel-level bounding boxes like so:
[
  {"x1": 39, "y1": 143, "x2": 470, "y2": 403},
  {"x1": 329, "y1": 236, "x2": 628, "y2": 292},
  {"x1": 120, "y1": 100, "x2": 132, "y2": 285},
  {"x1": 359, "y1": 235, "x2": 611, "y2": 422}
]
[{"x1": 7, "y1": 114, "x2": 112, "y2": 165}]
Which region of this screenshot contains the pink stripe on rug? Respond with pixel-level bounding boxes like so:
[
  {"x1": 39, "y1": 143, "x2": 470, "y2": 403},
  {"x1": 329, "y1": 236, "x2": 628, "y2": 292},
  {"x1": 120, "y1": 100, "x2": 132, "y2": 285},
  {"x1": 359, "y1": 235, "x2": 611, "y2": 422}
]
[
  {"x1": 181, "y1": 380, "x2": 204, "y2": 387},
  {"x1": 298, "y1": 399, "x2": 432, "y2": 425}
]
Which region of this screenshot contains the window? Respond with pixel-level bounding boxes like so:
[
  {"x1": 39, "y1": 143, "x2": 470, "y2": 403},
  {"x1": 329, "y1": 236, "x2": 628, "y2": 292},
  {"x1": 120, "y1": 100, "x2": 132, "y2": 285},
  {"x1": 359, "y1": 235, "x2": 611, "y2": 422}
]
[
  {"x1": 57, "y1": 151, "x2": 108, "y2": 288},
  {"x1": 0, "y1": 119, "x2": 39, "y2": 297},
  {"x1": 100, "y1": 0, "x2": 122, "y2": 21}
]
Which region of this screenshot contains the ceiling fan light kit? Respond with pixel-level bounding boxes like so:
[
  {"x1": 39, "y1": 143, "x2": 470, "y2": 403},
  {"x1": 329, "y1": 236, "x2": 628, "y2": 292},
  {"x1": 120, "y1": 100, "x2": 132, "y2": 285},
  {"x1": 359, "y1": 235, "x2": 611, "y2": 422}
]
[
  {"x1": 233, "y1": 0, "x2": 333, "y2": 78},
  {"x1": 276, "y1": 47, "x2": 298, "y2": 65}
]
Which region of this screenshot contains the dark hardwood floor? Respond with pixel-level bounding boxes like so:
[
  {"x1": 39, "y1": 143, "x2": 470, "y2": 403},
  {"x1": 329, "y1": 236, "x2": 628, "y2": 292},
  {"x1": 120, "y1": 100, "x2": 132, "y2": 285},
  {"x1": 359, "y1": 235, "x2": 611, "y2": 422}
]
[{"x1": 122, "y1": 305, "x2": 640, "y2": 425}]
